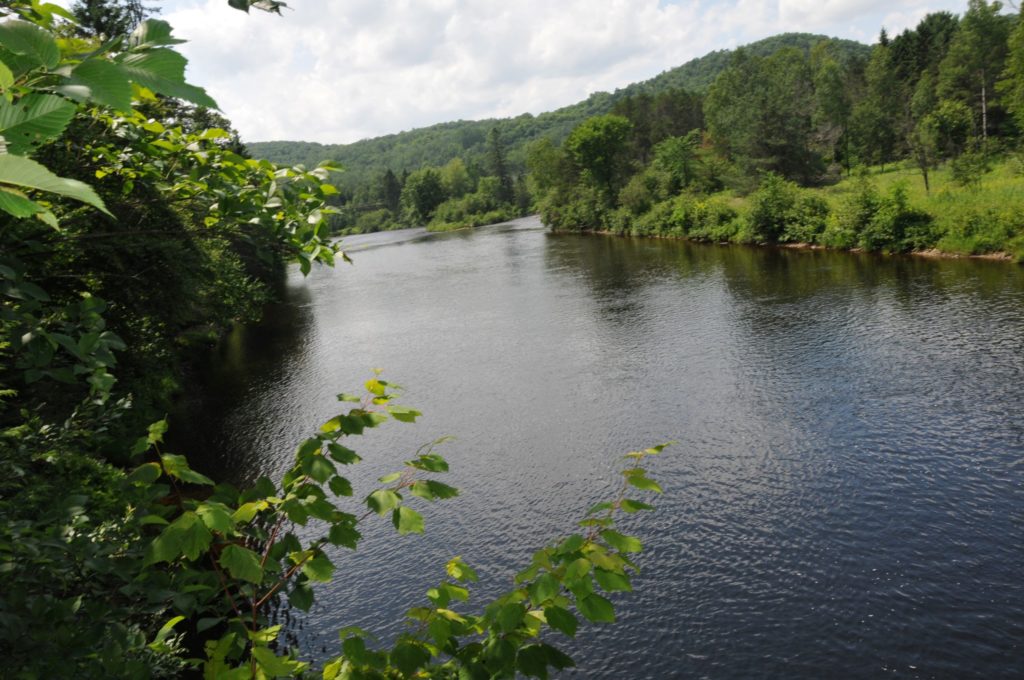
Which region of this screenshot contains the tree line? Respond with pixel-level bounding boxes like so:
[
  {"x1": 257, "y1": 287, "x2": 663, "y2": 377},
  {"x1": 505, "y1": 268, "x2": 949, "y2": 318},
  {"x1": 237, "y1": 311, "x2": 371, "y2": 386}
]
[
  {"x1": 336, "y1": 127, "x2": 531, "y2": 233},
  {"x1": 528, "y1": 0, "x2": 1024, "y2": 259}
]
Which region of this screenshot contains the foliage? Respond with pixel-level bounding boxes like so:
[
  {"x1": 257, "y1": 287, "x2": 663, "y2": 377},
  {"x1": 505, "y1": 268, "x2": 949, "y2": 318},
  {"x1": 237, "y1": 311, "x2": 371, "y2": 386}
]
[
  {"x1": 537, "y1": 0, "x2": 1023, "y2": 260},
  {"x1": 1, "y1": 7, "x2": 672, "y2": 679},
  {"x1": 563, "y1": 114, "x2": 633, "y2": 199}
]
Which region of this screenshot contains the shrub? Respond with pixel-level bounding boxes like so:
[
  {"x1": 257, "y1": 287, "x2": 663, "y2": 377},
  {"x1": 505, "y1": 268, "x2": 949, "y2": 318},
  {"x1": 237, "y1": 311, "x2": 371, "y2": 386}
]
[{"x1": 746, "y1": 173, "x2": 800, "y2": 242}]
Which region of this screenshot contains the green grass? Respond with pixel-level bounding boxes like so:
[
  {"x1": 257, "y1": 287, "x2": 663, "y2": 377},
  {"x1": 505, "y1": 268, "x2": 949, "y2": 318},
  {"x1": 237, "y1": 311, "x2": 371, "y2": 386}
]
[{"x1": 816, "y1": 159, "x2": 1024, "y2": 258}]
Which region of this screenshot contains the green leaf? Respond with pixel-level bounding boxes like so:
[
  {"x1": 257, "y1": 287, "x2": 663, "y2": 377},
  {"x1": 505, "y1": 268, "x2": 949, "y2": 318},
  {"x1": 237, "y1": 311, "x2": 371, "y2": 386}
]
[
  {"x1": 387, "y1": 405, "x2": 421, "y2": 422},
  {"x1": 252, "y1": 647, "x2": 304, "y2": 678},
  {"x1": 327, "y1": 522, "x2": 360, "y2": 549},
  {"x1": 366, "y1": 489, "x2": 401, "y2": 515},
  {"x1": 328, "y1": 476, "x2": 353, "y2": 497},
  {"x1": 327, "y1": 443, "x2": 361, "y2": 465},
  {"x1": 0, "y1": 60, "x2": 13, "y2": 90},
  {"x1": 323, "y1": 658, "x2": 343, "y2": 680},
  {"x1": 496, "y1": 603, "x2": 524, "y2": 633},
  {"x1": 378, "y1": 471, "x2": 402, "y2": 484},
  {"x1": 410, "y1": 480, "x2": 457, "y2": 502},
  {"x1": 145, "y1": 511, "x2": 211, "y2": 564},
  {"x1": 197, "y1": 502, "x2": 234, "y2": 533},
  {"x1": 302, "y1": 553, "x2": 334, "y2": 582},
  {"x1": 563, "y1": 558, "x2": 591, "y2": 584},
  {"x1": 232, "y1": 500, "x2": 268, "y2": 523},
  {"x1": 577, "y1": 593, "x2": 615, "y2": 623},
  {"x1": 160, "y1": 453, "x2": 214, "y2": 485},
  {"x1": 600, "y1": 530, "x2": 643, "y2": 553},
  {"x1": 302, "y1": 453, "x2": 335, "y2": 483},
  {"x1": 0, "y1": 94, "x2": 75, "y2": 155},
  {"x1": 446, "y1": 556, "x2": 478, "y2": 582},
  {"x1": 0, "y1": 21, "x2": 59, "y2": 69},
  {"x1": 289, "y1": 582, "x2": 314, "y2": 612},
  {"x1": 558, "y1": 534, "x2": 585, "y2": 555},
  {"x1": 528, "y1": 573, "x2": 561, "y2": 606},
  {"x1": 149, "y1": 615, "x2": 185, "y2": 650},
  {"x1": 390, "y1": 641, "x2": 430, "y2": 676},
  {"x1": 116, "y1": 49, "x2": 217, "y2": 108},
  {"x1": 543, "y1": 606, "x2": 578, "y2": 637},
  {"x1": 624, "y1": 471, "x2": 663, "y2": 494},
  {"x1": 593, "y1": 568, "x2": 632, "y2": 592},
  {"x1": 126, "y1": 462, "x2": 161, "y2": 485},
  {"x1": 392, "y1": 506, "x2": 424, "y2": 535},
  {"x1": 0, "y1": 186, "x2": 45, "y2": 219},
  {"x1": 56, "y1": 59, "x2": 133, "y2": 111},
  {"x1": 620, "y1": 499, "x2": 655, "y2": 513},
  {"x1": 587, "y1": 502, "x2": 614, "y2": 515},
  {"x1": 219, "y1": 544, "x2": 263, "y2": 584},
  {"x1": 0, "y1": 154, "x2": 110, "y2": 215},
  {"x1": 410, "y1": 453, "x2": 448, "y2": 473}
]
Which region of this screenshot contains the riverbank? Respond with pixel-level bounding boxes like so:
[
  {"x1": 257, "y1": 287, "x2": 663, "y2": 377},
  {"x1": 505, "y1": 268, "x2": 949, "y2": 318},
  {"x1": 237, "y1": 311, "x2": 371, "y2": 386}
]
[{"x1": 540, "y1": 159, "x2": 1024, "y2": 263}]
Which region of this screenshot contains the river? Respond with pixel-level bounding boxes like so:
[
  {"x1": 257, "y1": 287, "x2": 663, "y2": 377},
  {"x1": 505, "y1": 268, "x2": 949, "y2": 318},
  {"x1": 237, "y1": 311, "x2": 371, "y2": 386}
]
[{"x1": 173, "y1": 216, "x2": 1024, "y2": 678}]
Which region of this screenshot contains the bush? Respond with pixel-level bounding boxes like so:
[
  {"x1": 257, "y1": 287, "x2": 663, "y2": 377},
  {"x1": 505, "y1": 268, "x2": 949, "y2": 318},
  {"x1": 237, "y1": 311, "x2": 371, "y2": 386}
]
[
  {"x1": 539, "y1": 184, "x2": 610, "y2": 232},
  {"x1": 354, "y1": 208, "x2": 400, "y2": 233},
  {"x1": 746, "y1": 173, "x2": 800, "y2": 242}
]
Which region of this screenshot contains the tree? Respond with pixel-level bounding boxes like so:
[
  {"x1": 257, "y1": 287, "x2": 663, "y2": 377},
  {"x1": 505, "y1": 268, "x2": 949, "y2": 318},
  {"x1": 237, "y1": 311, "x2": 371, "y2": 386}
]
[
  {"x1": 439, "y1": 157, "x2": 472, "y2": 199},
  {"x1": 564, "y1": 114, "x2": 633, "y2": 199},
  {"x1": 485, "y1": 126, "x2": 514, "y2": 204},
  {"x1": 850, "y1": 42, "x2": 905, "y2": 168},
  {"x1": 0, "y1": 5, "x2": 668, "y2": 678},
  {"x1": 938, "y1": 0, "x2": 1013, "y2": 142},
  {"x1": 72, "y1": 0, "x2": 156, "y2": 38},
  {"x1": 705, "y1": 48, "x2": 819, "y2": 182},
  {"x1": 997, "y1": 9, "x2": 1024, "y2": 130},
  {"x1": 653, "y1": 130, "x2": 702, "y2": 192},
  {"x1": 811, "y1": 41, "x2": 853, "y2": 167},
  {"x1": 400, "y1": 167, "x2": 446, "y2": 223},
  {"x1": 380, "y1": 168, "x2": 402, "y2": 213}
]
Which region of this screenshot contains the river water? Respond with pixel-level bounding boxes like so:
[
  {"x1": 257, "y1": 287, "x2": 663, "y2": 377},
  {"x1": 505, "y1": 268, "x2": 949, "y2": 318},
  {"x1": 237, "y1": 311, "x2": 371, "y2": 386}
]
[{"x1": 174, "y1": 216, "x2": 1024, "y2": 678}]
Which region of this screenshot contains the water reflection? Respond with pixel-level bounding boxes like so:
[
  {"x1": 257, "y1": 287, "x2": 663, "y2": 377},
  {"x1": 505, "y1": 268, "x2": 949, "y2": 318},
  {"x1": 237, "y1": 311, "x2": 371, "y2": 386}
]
[{"x1": 174, "y1": 218, "x2": 1024, "y2": 679}]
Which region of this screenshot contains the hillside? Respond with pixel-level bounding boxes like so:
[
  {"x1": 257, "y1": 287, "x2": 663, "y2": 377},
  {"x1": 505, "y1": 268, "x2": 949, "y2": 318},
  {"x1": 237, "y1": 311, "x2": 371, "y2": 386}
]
[{"x1": 248, "y1": 33, "x2": 870, "y2": 189}]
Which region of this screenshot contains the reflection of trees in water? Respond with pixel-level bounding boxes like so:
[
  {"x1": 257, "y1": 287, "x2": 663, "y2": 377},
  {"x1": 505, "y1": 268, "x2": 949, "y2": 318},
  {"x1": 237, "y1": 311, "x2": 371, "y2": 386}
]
[{"x1": 169, "y1": 279, "x2": 316, "y2": 483}]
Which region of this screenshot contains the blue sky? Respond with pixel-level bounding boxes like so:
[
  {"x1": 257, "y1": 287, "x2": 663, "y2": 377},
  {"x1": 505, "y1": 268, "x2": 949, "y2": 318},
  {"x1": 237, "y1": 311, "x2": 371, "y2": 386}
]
[{"x1": 106, "y1": 0, "x2": 972, "y2": 143}]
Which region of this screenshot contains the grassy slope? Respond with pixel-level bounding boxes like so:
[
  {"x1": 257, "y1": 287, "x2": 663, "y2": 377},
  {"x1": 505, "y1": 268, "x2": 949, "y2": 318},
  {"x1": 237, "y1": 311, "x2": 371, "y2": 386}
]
[{"x1": 818, "y1": 159, "x2": 1024, "y2": 257}]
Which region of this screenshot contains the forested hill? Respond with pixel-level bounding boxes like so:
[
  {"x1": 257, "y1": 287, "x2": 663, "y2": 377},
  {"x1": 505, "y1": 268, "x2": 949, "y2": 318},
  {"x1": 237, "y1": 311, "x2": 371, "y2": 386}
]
[{"x1": 248, "y1": 32, "x2": 870, "y2": 187}]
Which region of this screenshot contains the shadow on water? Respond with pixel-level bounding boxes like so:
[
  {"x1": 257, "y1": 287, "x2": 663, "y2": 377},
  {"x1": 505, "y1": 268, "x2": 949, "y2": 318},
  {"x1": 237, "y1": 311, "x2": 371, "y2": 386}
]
[{"x1": 169, "y1": 280, "x2": 314, "y2": 484}]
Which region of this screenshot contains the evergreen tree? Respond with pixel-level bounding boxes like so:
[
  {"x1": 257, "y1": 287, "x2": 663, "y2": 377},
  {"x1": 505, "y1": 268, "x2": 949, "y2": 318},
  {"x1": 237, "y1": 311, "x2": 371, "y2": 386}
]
[
  {"x1": 850, "y1": 42, "x2": 904, "y2": 167},
  {"x1": 486, "y1": 127, "x2": 514, "y2": 204},
  {"x1": 380, "y1": 169, "x2": 402, "y2": 214}
]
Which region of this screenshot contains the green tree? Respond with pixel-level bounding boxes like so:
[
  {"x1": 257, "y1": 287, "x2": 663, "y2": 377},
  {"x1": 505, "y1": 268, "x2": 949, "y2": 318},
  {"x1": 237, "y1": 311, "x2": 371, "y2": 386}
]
[
  {"x1": 439, "y1": 156, "x2": 472, "y2": 199},
  {"x1": 705, "y1": 48, "x2": 820, "y2": 182},
  {"x1": 997, "y1": 8, "x2": 1024, "y2": 131},
  {"x1": 564, "y1": 114, "x2": 633, "y2": 199},
  {"x1": 938, "y1": 0, "x2": 1013, "y2": 142},
  {"x1": 401, "y1": 167, "x2": 446, "y2": 223},
  {"x1": 850, "y1": 41, "x2": 905, "y2": 168},
  {"x1": 486, "y1": 126, "x2": 514, "y2": 204},
  {"x1": 653, "y1": 130, "x2": 702, "y2": 192},
  {"x1": 72, "y1": 0, "x2": 156, "y2": 38},
  {"x1": 380, "y1": 168, "x2": 402, "y2": 213},
  {"x1": 811, "y1": 41, "x2": 852, "y2": 167}
]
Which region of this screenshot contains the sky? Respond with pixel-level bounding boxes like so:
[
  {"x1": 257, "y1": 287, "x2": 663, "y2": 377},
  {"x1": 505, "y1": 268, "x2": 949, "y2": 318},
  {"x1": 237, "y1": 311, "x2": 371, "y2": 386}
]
[{"x1": 98, "y1": 0, "x2": 971, "y2": 144}]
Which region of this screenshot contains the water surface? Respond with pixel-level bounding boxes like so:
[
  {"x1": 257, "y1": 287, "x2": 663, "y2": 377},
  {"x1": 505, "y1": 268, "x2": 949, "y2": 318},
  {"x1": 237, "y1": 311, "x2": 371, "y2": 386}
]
[{"x1": 174, "y1": 217, "x2": 1024, "y2": 678}]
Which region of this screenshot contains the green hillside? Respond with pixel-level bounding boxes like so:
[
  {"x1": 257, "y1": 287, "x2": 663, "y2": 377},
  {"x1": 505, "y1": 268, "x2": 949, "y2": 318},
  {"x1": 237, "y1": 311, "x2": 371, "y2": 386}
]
[{"x1": 248, "y1": 33, "x2": 870, "y2": 189}]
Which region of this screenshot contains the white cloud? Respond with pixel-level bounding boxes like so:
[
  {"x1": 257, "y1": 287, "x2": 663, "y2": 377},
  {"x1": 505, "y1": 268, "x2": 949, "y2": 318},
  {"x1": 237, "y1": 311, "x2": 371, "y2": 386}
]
[{"x1": 148, "y1": 0, "x2": 970, "y2": 144}]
